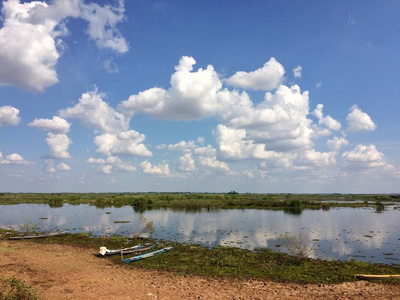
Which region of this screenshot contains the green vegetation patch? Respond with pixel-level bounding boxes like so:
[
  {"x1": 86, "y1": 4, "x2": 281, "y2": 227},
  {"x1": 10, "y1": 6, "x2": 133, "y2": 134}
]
[
  {"x1": 3, "y1": 232, "x2": 399, "y2": 284},
  {"x1": 0, "y1": 276, "x2": 39, "y2": 300},
  {"x1": 118, "y1": 242, "x2": 400, "y2": 284},
  {"x1": 1, "y1": 193, "x2": 399, "y2": 211},
  {"x1": 74, "y1": 237, "x2": 398, "y2": 284}
]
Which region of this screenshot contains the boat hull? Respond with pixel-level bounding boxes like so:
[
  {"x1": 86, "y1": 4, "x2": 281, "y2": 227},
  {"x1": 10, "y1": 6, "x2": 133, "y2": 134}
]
[
  {"x1": 122, "y1": 246, "x2": 173, "y2": 263},
  {"x1": 98, "y1": 243, "x2": 153, "y2": 256}
]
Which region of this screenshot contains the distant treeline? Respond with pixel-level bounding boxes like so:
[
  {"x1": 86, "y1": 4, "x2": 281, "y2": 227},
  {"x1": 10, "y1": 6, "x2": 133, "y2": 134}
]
[{"x1": 0, "y1": 192, "x2": 399, "y2": 211}]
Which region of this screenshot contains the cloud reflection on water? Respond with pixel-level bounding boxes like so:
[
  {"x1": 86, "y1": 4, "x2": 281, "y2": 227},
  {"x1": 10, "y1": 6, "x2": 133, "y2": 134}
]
[{"x1": 0, "y1": 204, "x2": 399, "y2": 265}]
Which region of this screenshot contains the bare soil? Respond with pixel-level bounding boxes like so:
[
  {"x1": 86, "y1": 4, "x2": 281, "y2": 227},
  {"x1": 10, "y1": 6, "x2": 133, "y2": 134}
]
[{"x1": 1, "y1": 240, "x2": 400, "y2": 300}]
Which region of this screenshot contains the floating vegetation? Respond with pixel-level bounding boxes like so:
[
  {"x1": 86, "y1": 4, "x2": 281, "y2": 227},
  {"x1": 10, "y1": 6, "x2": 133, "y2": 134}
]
[
  {"x1": 113, "y1": 220, "x2": 130, "y2": 223},
  {"x1": 392, "y1": 263, "x2": 400, "y2": 267},
  {"x1": 384, "y1": 256, "x2": 399, "y2": 261}
]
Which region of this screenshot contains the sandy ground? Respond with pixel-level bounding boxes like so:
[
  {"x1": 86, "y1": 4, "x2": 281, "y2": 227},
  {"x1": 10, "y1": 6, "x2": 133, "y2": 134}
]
[{"x1": 1, "y1": 240, "x2": 400, "y2": 300}]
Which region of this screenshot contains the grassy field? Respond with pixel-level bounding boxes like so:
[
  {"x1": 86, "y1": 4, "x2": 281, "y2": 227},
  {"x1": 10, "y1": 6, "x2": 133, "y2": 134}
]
[{"x1": 0, "y1": 192, "x2": 399, "y2": 211}]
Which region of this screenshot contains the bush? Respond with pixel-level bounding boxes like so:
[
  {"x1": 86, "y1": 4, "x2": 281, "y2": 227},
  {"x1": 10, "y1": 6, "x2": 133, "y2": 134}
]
[
  {"x1": 280, "y1": 233, "x2": 316, "y2": 260},
  {"x1": 375, "y1": 201, "x2": 385, "y2": 213},
  {"x1": 132, "y1": 214, "x2": 154, "y2": 241}
]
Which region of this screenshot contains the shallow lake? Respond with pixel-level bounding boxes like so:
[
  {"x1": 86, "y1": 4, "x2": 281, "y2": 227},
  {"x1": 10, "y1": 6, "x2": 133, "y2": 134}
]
[{"x1": 1, "y1": 204, "x2": 399, "y2": 265}]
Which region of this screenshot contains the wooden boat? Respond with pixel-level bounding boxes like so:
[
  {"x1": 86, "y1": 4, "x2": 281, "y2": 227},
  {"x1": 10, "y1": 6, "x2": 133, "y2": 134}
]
[
  {"x1": 98, "y1": 243, "x2": 153, "y2": 256},
  {"x1": 355, "y1": 274, "x2": 400, "y2": 279},
  {"x1": 8, "y1": 232, "x2": 67, "y2": 240},
  {"x1": 122, "y1": 246, "x2": 173, "y2": 263}
]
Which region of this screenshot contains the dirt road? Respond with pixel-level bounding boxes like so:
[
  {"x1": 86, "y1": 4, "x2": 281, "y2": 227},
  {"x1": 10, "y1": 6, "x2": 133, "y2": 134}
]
[{"x1": 1, "y1": 240, "x2": 399, "y2": 299}]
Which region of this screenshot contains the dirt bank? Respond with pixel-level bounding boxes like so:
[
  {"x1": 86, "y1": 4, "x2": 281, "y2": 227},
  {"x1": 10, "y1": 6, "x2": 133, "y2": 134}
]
[{"x1": 1, "y1": 240, "x2": 399, "y2": 299}]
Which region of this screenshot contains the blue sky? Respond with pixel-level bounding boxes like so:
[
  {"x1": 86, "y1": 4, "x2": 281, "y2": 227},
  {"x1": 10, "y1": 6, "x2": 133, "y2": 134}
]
[{"x1": 0, "y1": 0, "x2": 399, "y2": 193}]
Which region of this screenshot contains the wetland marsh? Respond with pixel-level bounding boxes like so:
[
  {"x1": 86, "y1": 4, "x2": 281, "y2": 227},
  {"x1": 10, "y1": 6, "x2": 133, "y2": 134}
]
[{"x1": 1, "y1": 193, "x2": 399, "y2": 265}]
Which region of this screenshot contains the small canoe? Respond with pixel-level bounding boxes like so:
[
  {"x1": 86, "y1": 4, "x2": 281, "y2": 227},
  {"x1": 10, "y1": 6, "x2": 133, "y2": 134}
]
[
  {"x1": 122, "y1": 246, "x2": 173, "y2": 263},
  {"x1": 8, "y1": 232, "x2": 67, "y2": 240},
  {"x1": 98, "y1": 243, "x2": 153, "y2": 256},
  {"x1": 355, "y1": 274, "x2": 400, "y2": 279}
]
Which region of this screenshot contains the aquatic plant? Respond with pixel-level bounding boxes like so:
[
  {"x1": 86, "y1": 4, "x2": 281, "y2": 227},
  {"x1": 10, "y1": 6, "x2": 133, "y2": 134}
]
[
  {"x1": 18, "y1": 223, "x2": 40, "y2": 235},
  {"x1": 321, "y1": 203, "x2": 331, "y2": 210},
  {"x1": 48, "y1": 195, "x2": 63, "y2": 208},
  {"x1": 375, "y1": 201, "x2": 385, "y2": 213},
  {"x1": 132, "y1": 214, "x2": 154, "y2": 241},
  {"x1": 280, "y1": 233, "x2": 316, "y2": 260}
]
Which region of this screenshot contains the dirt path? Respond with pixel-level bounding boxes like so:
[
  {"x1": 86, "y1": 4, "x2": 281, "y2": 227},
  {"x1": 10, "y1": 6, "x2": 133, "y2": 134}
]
[{"x1": 1, "y1": 240, "x2": 400, "y2": 300}]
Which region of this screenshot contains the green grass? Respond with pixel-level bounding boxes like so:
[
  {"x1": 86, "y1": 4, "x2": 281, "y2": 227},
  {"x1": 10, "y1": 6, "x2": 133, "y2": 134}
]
[
  {"x1": 0, "y1": 276, "x2": 39, "y2": 300},
  {"x1": 10, "y1": 233, "x2": 398, "y2": 285},
  {"x1": 1, "y1": 193, "x2": 399, "y2": 211},
  {"x1": 116, "y1": 242, "x2": 400, "y2": 284}
]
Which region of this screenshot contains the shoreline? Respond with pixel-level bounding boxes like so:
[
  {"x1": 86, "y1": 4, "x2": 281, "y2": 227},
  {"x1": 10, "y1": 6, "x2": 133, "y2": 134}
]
[{"x1": 1, "y1": 239, "x2": 400, "y2": 299}]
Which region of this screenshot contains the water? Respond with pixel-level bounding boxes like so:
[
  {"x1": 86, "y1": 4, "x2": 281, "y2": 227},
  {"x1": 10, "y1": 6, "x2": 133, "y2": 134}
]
[{"x1": 0, "y1": 204, "x2": 399, "y2": 265}]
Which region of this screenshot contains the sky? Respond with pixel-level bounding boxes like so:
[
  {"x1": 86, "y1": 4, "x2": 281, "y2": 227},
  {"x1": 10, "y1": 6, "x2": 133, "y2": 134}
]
[{"x1": 0, "y1": 0, "x2": 399, "y2": 193}]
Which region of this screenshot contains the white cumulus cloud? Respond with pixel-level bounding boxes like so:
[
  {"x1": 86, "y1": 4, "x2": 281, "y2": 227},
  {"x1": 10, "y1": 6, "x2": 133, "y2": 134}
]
[
  {"x1": 177, "y1": 153, "x2": 196, "y2": 172},
  {"x1": 312, "y1": 104, "x2": 341, "y2": 132},
  {"x1": 346, "y1": 105, "x2": 376, "y2": 133},
  {"x1": 94, "y1": 131, "x2": 152, "y2": 157},
  {"x1": 215, "y1": 124, "x2": 281, "y2": 161},
  {"x1": 59, "y1": 89, "x2": 151, "y2": 174},
  {"x1": 56, "y1": 162, "x2": 70, "y2": 171},
  {"x1": 0, "y1": 105, "x2": 20, "y2": 126},
  {"x1": 167, "y1": 140, "x2": 197, "y2": 152},
  {"x1": 140, "y1": 160, "x2": 170, "y2": 176},
  {"x1": 88, "y1": 156, "x2": 136, "y2": 173},
  {"x1": 327, "y1": 136, "x2": 349, "y2": 152},
  {"x1": 0, "y1": 149, "x2": 34, "y2": 165},
  {"x1": 198, "y1": 155, "x2": 233, "y2": 174},
  {"x1": 59, "y1": 89, "x2": 129, "y2": 133},
  {"x1": 225, "y1": 57, "x2": 285, "y2": 91},
  {"x1": 193, "y1": 145, "x2": 217, "y2": 156},
  {"x1": 0, "y1": 0, "x2": 61, "y2": 91},
  {"x1": 28, "y1": 116, "x2": 70, "y2": 134},
  {"x1": 0, "y1": 0, "x2": 127, "y2": 91},
  {"x1": 342, "y1": 144, "x2": 394, "y2": 170},
  {"x1": 118, "y1": 56, "x2": 222, "y2": 120},
  {"x1": 28, "y1": 116, "x2": 72, "y2": 161},
  {"x1": 295, "y1": 149, "x2": 337, "y2": 167},
  {"x1": 224, "y1": 85, "x2": 314, "y2": 152},
  {"x1": 46, "y1": 133, "x2": 72, "y2": 159}
]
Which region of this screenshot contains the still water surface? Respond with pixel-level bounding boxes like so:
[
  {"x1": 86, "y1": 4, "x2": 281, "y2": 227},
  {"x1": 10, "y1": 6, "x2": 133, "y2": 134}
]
[{"x1": 0, "y1": 204, "x2": 399, "y2": 265}]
